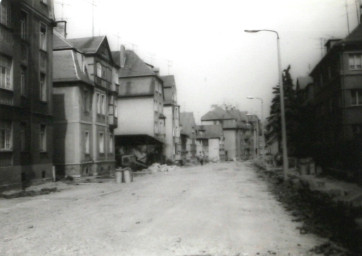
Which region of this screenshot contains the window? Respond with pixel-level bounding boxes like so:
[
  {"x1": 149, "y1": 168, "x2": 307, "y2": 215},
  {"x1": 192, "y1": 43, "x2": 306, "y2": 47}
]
[
  {"x1": 96, "y1": 63, "x2": 102, "y2": 78},
  {"x1": 349, "y1": 54, "x2": 362, "y2": 70},
  {"x1": 154, "y1": 99, "x2": 158, "y2": 112},
  {"x1": 109, "y1": 134, "x2": 113, "y2": 153},
  {"x1": 21, "y1": 44, "x2": 28, "y2": 63},
  {"x1": 114, "y1": 102, "x2": 118, "y2": 117},
  {"x1": 0, "y1": 121, "x2": 12, "y2": 150},
  {"x1": 40, "y1": 74, "x2": 47, "y2": 101},
  {"x1": 0, "y1": 55, "x2": 12, "y2": 90},
  {"x1": 39, "y1": 23, "x2": 47, "y2": 51},
  {"x1": 84, "y1": 89, "x2": 89, "y2": 112},
  {"x1": 21, "y1": 66, "x2": 26, "y2": 96},
  {"x1": 40, "y1": 51, "x2": 47, "y2": 70},
  {"x1": 20, "y1": 123, "x2": 26, "y2": 151},
  {"x1": 99, "y1": 132, "x2": 104, "y2": 154},
  {"x1": 351, "y1": 90, "x2": 362, "y2": 106},
  {"x1": 101, "y1": 94, "x2": 106, "y2": 115},
  {"x1": 96, "y1": 93, "x2": 101, "y2": 114},
  {"x1": 40, "y1": 125, "x2": 46, "y2": 152},
  {"x1": 0, "y1": 1, "x2": 11, "y2": 27},
  {"x1": 20, "y1": 11, "x2": 27, "y2": 40},
  {"x1": 85, "y1": 131, "x2": 90, "y2": 155}
]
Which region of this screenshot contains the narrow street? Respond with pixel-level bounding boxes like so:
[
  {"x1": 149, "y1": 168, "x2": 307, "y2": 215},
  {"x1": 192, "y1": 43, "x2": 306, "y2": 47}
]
[{"x1": 0, "y1": 162, "x2": 323, "y2": 256}]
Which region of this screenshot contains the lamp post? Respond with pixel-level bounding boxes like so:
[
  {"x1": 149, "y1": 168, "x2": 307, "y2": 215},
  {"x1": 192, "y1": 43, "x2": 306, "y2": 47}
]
[
  {"x1": 244, "y1": 29, "x2": 289, "y2": 180},
  {"x1": 246, "y1": 96, "x2": 265, "y2": 160}
]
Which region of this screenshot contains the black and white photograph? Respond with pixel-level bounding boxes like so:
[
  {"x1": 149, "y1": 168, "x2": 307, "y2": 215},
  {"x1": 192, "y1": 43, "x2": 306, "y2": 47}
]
[{"x1": 0, "y1": 0, "x2": 362, "y2": 255}]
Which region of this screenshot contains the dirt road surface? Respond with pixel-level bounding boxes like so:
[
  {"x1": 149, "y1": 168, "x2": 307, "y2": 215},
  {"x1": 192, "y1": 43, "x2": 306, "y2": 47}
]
[{"x1": 0, "y1": 162, "x2": 323, "y2": 256}]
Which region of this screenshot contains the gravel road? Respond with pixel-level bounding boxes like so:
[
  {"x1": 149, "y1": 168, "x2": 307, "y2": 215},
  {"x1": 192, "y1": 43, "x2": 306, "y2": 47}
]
[{"x1": 0, "y1": 162, "x2": 323, "y2": 256}]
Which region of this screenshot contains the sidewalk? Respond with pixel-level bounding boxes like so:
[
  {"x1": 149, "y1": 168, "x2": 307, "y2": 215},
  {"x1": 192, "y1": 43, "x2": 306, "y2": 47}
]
[{"x1": 253, "y1": 159, "x2": 362, "y2": 208}]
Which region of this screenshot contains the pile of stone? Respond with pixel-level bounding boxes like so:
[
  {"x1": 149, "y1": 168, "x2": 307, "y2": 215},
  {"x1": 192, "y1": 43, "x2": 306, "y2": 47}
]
[{"x1": 147, "y1": 163, "x2": 177, "y2": 173}]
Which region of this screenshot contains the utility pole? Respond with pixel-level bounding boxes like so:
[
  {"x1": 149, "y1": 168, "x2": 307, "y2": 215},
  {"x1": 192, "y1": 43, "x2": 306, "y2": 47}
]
[
  {"x1": 346, "y1": 0, "x2": 351, "y2": 34},
  {"x1": 356, "y1": 0, "x2": 361, "y2": 24},
  {"x1": 91, "y1": 0, "x2": 96, "y2": 37},
  {"x1": 55, "y1": 1, "x2": 70, "y2": 20}
]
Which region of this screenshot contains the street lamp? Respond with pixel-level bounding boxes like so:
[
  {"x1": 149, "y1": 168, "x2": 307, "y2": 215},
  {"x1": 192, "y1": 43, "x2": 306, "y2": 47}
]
[
  {"x1": 246, "y1": 96, "x2": 265, "y2": 160},
  {"x1": 244, "y1": 29, "x2": 289, "y2": 180}
]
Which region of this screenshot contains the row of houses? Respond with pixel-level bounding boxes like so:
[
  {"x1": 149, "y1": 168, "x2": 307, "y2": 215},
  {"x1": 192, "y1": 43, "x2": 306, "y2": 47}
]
[
  {"x1": 293, "y1": 14, "x2": 362, "y2": 180},
  {"x1": 0, "y1": 0, "x2": 185, "y2": 190},
  {"x1": 0, "y1": 0, "x2": 264, "y2": 190},
  {"x1": 178, "y1": 106, "x2": 263, "y2": 164}
]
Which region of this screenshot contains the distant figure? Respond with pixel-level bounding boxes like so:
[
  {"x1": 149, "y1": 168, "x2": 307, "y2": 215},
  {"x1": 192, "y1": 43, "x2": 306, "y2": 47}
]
[{"x1": 198, "y1": 151, "x2": 204, "y2": 165}]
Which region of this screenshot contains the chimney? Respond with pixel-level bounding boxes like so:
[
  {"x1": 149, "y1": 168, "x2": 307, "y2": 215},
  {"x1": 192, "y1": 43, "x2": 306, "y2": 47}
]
[
  {"x1": 153, "y1": 67, "x2": 160, "y2": 75},
  {"x1": 55, "y1": 21, "x2": 67, "y2": 38},
  {"x1": 120, "y1": 45, "x2": 126, "y2": 68}
]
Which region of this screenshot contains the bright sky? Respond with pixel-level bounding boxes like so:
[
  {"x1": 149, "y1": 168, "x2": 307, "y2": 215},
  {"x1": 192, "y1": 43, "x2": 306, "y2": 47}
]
[{"x1": 54, "y1": 0, "x2": 360, "y2": 122}]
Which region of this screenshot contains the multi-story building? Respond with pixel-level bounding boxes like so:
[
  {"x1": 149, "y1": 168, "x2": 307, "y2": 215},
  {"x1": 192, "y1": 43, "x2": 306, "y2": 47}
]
[
  {"x1": 53, "y1": 32, "x2": 118, "y2": 178},
  {"x1": 113, "y1": 48, "x2": 165, "y2": 166},
  {"x1": 161, "y1": 75, "x2": 181, "y2": 163},
  {"x1": 0, "y1": 0, "x2": 55, "y2": 190},
  {"x1": 201, "y1": 106, "x2": 250, "y2": 160},
  {"x1": 195, "y1": 124, "x2": 224, "y2": 162},
  {"x1": 180, "y1": 112, "x2": 197, "y2": 163},
  {"x1": 301, "y1": 22, "x2": 362, "y2": 179}
]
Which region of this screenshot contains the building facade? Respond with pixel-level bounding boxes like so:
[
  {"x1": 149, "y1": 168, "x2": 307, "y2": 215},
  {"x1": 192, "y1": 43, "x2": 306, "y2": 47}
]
[
  {"x1": 180, "y1": 112, "x2": 197, "y2": 163},
  {"x1": 162, "y1": 75, "x2": 181, "y2": 163},
  {"x1": 0, "y1": 0, "x2": 55, "y2": 190},
  {"x1": 113, "y1": 49, "x2": 165, "y2": 166},
  {"x1": 201, "y1": 106, "x2": 251, "y2": 160},
  {"x1": 301, "y1": 23, "x2": 362, "y2": 179},
  {"x1": 195, "y1": 124, "x2": 224, "y2": 162},
  {"x1": 53, "y1": 33, "x2": 118, "y2": 178}
]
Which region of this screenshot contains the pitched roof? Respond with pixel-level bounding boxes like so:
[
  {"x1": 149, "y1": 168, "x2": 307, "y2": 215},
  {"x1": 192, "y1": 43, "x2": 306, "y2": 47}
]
[
  {"x1": 202, "y1": 106, "x2": 250, "y2": 129},
  {"x1": 296, "y1": 76, "x2": 313, "y2": 90},
  {"x1": 311, "y1": 23, "x2": 362, "y2": 75},
  {"x1": 53, "y1": 32, "x2": 75, "y2": 50},
  {"x1": 111, "y1": 51, "x2": 120, "y2": 66},
  {"x1": 180, "y1": 112, "x2": 196, "y2": 136},
  {"x1": 119, "y1": 50, "x2": 156, "y2": 78},
  {"x1": 118, "y1": 79, "x2": 154, "y2": 97},
  {"x1": 201, "y1": 106, "x2": 234, "y2": 121},
  {"x1": 196, "y1": 124, "x2": 223, "y2": 139},
  {"x1": 163, "y1": 87, "x2": 174, "y2": 104},
  {"x1": 161, "y1": 75, "x2": 176, "y2": 88},
  {"x1": 67, "y1": 36, "x2": 105, "y2": 54},
  {"x1": 342, "y1": 23, "x2": 362, "y2": 44},
  {"x1": 228, "y1": 109, "x2": 248, "y2": 122},
  {"x1": 53, "y1": 50, "x2": 92, "y2": 85}
]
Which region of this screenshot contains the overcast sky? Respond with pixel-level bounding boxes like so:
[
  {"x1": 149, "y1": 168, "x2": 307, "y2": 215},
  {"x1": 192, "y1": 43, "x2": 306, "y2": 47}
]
[{"x1": 55, "y1": 0, "x2": 360, "y2": 122}]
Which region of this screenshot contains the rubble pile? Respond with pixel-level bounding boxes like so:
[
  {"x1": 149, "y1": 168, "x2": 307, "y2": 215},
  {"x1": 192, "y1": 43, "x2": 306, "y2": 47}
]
[
  {"x1": 254, "y1": 166, "x2": 362, "y2": 256},
  {"x1": 147, "y1": 163, "x2": 177, "y2": 173}
]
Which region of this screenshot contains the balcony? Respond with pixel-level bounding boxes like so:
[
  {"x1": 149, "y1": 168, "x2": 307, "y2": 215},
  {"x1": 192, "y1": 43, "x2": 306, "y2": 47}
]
[
  {"x1": 108, "y1": 115, "x2": 118, "y2": 128},
  {"x1": 0, "y1": 25, "x2": 13, "y2": 54},
  {"x1": 110, "y1": 83, "x2": 118, "y2": 93},
  {"x1": 95, "y1": 76, "x2": 112, "y2": 90}
]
